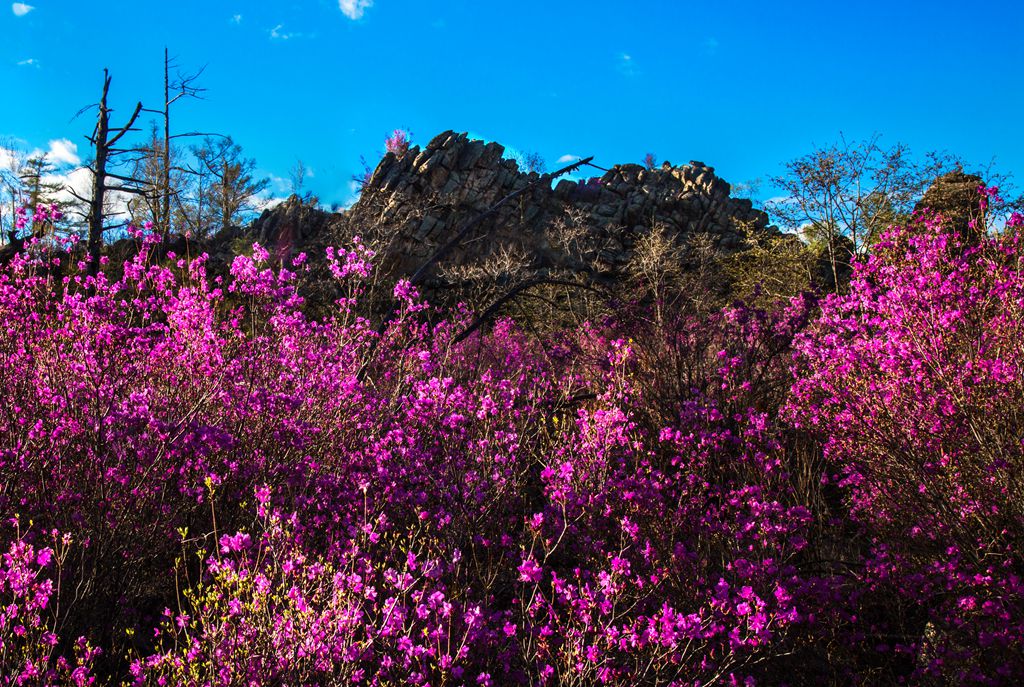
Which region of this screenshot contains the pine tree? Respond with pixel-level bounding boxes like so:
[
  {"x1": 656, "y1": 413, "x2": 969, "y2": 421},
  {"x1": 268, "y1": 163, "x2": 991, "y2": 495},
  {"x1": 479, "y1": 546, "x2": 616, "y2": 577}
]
[{"x1": 19, "y1": 154, "x2": 71, "y2": 239}]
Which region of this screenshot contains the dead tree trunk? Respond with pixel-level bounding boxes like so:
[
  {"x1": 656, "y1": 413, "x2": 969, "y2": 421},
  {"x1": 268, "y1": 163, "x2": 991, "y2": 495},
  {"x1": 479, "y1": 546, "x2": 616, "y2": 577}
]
[
  {"x1": 162, "y1": 47, "x2": 172, "y2": 240},
  {"x1": 143, "y1": 49, "x2": 208, "y2": 240},
  {"x1": 86, "y1": 73, "x2": 112, "y2": 277},
  {"x1": 85, "y1": 69, "x2": 142, "y2": 277},
  {"x1": 221, "y1": 159, "x2": 231, "y2": 231}
]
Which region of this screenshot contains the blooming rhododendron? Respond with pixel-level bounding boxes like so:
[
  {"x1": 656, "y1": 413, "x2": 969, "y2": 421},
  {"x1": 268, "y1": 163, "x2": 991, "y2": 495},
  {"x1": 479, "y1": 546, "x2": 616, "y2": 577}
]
[
  {"x1": 0, "y1": 202, "x2": 1021, "y2": 683},
  {"x1": 789, "y1": 211, "x2": 1024, "y2": 683}
]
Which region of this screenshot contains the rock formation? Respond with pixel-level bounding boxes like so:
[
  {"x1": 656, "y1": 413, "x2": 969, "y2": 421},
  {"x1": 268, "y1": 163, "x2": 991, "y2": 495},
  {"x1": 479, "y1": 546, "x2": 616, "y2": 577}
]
[
  {"x1": 915, "y1": 170, "x2": 986, "y2": 239},
  {"x1": 251, "y1": 130, "x2": 782, "y2": 308},
  {"x1": 349, "y1": 131, "x2": 773, "y2": 272}
]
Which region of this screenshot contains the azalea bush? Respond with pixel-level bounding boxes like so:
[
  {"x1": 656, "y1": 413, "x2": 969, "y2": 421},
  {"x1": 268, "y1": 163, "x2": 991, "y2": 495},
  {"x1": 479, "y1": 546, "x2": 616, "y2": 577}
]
[
  {"x1": 384, "y1": 129, "x2": 411, "y2": 157},
  {"x1": 1, "y1": 199, "x2": 1023, "y2": 684},
  {"x1": 789, "y1": 208, "x2": 1024, "y2": 683},
  {"x1": 0, "y1": 525, "x2": 98, "y2": 686}
]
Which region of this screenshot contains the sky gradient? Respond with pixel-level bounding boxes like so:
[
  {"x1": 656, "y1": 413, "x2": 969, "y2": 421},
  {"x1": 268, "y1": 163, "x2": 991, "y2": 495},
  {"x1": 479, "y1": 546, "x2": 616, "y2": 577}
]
[{"x1": 3, "y1": 0, "x2": 1023, "y2": 208}]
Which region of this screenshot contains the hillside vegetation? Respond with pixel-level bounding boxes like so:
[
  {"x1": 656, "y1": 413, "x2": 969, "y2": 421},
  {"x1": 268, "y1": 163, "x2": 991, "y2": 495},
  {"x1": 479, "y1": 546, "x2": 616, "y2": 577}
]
[{"x1": 1, "y1": 139, "x2": 1023, "y2": 685}]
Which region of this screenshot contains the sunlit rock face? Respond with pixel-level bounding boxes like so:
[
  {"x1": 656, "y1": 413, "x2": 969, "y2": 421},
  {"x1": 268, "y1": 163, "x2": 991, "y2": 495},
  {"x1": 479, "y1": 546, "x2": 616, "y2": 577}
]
[{"x1": 250, "y1": 130, "x2": 781, "y2": 307}]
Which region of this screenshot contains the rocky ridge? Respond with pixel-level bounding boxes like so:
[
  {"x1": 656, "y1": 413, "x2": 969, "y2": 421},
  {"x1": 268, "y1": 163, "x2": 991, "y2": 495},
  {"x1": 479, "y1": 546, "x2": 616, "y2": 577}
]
[{"x1": 253, "y1": 130, "x2": 778, "y2": 294}]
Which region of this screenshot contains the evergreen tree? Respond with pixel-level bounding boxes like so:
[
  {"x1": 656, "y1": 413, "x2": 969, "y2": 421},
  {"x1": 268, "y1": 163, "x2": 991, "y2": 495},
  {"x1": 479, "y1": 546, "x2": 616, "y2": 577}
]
[{"x1": 19, "y1": 154, "x2": 72, "y2": 239}]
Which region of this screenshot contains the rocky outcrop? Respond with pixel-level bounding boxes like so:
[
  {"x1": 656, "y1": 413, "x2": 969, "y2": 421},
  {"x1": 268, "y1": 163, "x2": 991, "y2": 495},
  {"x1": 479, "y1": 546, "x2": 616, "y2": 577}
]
[
  {"x1": 250, "y1": 130, "x2": 780, "y2": 301},
  {"x1": 252, "y1": 194, "x2": 339, "y2": 254},
  {"x1": 916, "y1": 170, "x2": 985, "y2": 239},
  {"x1": 348, "y1": 131, "x2": 774, "y2": 279}
]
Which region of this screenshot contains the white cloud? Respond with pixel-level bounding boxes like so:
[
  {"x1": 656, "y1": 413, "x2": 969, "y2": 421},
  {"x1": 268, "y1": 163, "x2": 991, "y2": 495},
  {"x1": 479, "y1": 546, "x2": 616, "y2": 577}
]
[
  {"x1": 339, "y1": 0, "x2": 372, "y2": 20},
  {"x1": 617, "y1": 52, "x2": 638, "y2": 76},
  {"x1": 0, "y1": 146, "x2": 22, "y2": 172},
  {"x1": 253, "y1": 195, "x2": 286, "y2": 213},
  {"x1": 48, "y1": 166, "x2": 90, "y2": 206},
  {"x1": 266, "y1": 23, "x2": 305, "y2": 39},
  {"x1": 1, "y1": 138, "x2": 78, "y2": 175},
  {"x1": 11, "y1": 2, "x2": 33, "y2": 17},
  {"x1": 45, "y1": 139, "x2": 80, "y2": 166},
  {"x1": 16, "y1": 57, "x2": 38, "y2": 67},
  {"x1": 270, "y1": 23, "x2": 302, "y2": 40},
  {"x1": 557, "y1": 154, "x2": 581, "y2": 164},
  {"x1": 231, "y1": 13, "x2": 242, "y2": 24}
]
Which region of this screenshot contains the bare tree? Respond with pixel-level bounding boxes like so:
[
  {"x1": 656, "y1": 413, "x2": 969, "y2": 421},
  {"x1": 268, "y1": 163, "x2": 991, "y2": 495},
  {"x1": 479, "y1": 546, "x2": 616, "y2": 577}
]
[
  {"x1": 180, "y1": 141, "x2": 217, "y2": 237},
  {"x1": 509, "y1": 150, "x2": 546, "y2": 174},
  {"x1": 289, "y1": 159, "x2": 317, "y2": 205},
  {"x1": 138, "y1": 48, "x2": 208, "y2": 239},
  {"x1": 74, "y1": 69, "x2": 145, "y2": 276},
  {"x1": 767, "y1": 135, "x2": 960, "y2": 292},
  {"x1": 0, "y1": 139, "x2": 27, "y2": 243},
  {"x1": 127, "y1": 122, "x2": 187, "y2": 233},
  {"x1": 520, "y1": 151, "x2": 546, "y2": 174}
]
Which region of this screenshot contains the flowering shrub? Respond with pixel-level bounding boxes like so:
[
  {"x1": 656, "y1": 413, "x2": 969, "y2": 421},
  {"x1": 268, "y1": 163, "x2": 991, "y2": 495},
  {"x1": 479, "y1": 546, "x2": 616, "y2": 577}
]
[
  {"x1": 0, "y1": 525, "x2": 98, "y2": 686},
  {"x1": 14, "y1": 203, "x2": 62, "y2": 232},
  {"x1": 384, "y1": 129, "x2": 411, "y2": 157},
  {"x1": 0, "y1": 219, "x2": 827, "y2": 683},
  {"x1": 125, "y1": 309, "x2": 821, "y2": 685},
  {"x1": 2, "y1": 199, "x2": 1023, "y2": 683},
  {"x1": 789, "y1": 211, "x2": 1024, "y2": 683}
]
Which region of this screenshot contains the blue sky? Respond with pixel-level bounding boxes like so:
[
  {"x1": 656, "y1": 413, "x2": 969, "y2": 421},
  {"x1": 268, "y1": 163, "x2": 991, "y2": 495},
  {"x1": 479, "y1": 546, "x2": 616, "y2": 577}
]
[{"x1": 3, "y1": 0, "x2": 1023, "y2": 207}]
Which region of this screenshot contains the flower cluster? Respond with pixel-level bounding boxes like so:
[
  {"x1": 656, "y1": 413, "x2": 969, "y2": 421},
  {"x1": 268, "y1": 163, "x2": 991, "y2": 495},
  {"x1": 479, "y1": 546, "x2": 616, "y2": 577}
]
[
  {"x1": 0, "y1": 526, "x2": 98, "y2": 685},
  {"x1": 384, "y1": 129, "x2": 411, "y2": 157}
]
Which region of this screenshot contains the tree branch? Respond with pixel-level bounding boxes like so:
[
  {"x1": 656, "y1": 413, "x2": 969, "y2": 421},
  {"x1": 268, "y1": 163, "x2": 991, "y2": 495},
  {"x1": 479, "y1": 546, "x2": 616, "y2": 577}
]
[
  {"x1": 453, "y1": 278, "x2": 600, "y2": 345},
  {"x1": 107, "y1": 101, "x2": 144, "y2": 147},
  {"x1": 107, "y1": 184, "x2": 150, "y2": 196}
]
